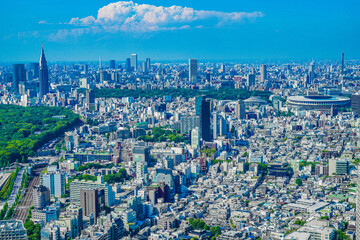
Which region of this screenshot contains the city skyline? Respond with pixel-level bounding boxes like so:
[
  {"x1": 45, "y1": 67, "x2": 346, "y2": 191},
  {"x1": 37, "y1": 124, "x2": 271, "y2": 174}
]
[{"x1": 1, "y1": 0, "x2": 359, "y2": 62}]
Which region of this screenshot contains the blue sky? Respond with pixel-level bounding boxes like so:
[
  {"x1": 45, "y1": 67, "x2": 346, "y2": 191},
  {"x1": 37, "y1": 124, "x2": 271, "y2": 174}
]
[{"x1": 0, "y1": 0, "x2": 359, "y2": 62}]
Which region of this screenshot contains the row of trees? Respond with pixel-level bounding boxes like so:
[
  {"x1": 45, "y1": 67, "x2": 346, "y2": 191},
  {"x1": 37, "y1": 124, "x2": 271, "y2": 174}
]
[
  {"x1": 0, "y1": 167, "x2": 20, "y2": 200},
  {"x1": 83, "y1": 87, "x2": 271, "y2": 101},
  {"x1": 0, "y1": 105, "x2": 80, "y2": 167}
]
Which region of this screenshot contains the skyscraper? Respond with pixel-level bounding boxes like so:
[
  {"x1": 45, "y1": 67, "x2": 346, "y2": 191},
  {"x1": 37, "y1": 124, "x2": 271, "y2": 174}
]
[
  {"x1": 309, "y1": 61, "x2": 315, "y2": 82},
  {"x1": 125, "y1": 58, "x2": 131, "y2": 72},
  {"x1": 109, "y1": 60, "x2": 116, "y2": 69},
  {"x1": 145, "y1": 58, "x2": 151, "y2": 72},
  {"x1": 86, "y1": 89, "x2": 96, "y2": 111},
  {"x1": 235, "y1": 100, "x2": 246, "y2": 119},
  {"x1": 246, "y1": 74, "x2": 255, "y2": 87},
  {"x1": 195, "y1": 95, "x2": 204, "y2": 116},
  {"x1": 200, "y1": 98, "x2": 211, "y2": 141},
  {"x1": 191, "y1": 127, "x2": 200, "y2": 149},
  {"x1": 39, "y1": 45, "x2": 49, "y2": 97},
  {"x1": 12, "y1": 64, "x2": 26, "y2": 93},
  {"x1": 352, "y1": 94, "x2": 360, "y2": 116},
  {"x1": 131, "y1": 54, "x2": 138, "y2": 71},
  {"x1": 80, "y1": 188, "x2": 102, "y2": 224},
  {"x1": 260, "y1": 64, "x2": 267, "y2": 82},
  {"x1": 30, "y1": 62, "x2": 39, "y2": 78},
  {"x1": 41, "y1": 171, "x2": 66, "y2": 198},
  {"x1": 341, "y1": 53, "x2": 345, "y2": 74},
  {"x1": 189, "y1": 59, "x2": 197, "y2": 82}
]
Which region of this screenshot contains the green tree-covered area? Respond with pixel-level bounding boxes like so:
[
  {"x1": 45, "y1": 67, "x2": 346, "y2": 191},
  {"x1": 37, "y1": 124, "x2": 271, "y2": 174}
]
[
  {"x1": 81, "y1": 88, "x2": 271, "y2": 101},
  {"x1": 77, "y1": 162, "x2": 114, "y2": 172},
  {"x1": 0, "y1": 105, "x2": 80, "y2": 167},
  {"x1": 137, "y1": 127, "x2": 188, "y2": 143}
]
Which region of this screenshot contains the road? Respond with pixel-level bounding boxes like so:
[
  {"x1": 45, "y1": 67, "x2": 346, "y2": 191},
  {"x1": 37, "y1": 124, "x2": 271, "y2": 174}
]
[
  {"x1": 12, "y1": 167, "x2": 43, "y2": 222},
  {"x1": 7, "y1": 166, "x2": 25, "y2": 207}
]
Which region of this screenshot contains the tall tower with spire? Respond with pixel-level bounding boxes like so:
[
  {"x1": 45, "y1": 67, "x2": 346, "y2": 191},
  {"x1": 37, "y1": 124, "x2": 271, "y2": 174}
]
[{"x1": 39, "y1": 45, "x2": 49, "y2": 97}]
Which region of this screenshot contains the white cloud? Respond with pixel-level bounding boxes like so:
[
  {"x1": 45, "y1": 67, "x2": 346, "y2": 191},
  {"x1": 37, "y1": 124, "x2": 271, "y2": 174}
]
[{"x1": 67, "y1": 1, "x2": 263, "y2": 33}]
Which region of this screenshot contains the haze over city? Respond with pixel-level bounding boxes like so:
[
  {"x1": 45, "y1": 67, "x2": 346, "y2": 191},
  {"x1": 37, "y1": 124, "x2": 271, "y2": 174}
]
[{"x1": 1, "y1": 0, "x2": 360, "y2": 62}]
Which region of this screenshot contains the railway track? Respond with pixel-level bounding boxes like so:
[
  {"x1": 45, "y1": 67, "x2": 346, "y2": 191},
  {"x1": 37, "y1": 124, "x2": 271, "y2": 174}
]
[{"x1": 12, "y1": 168, "x2": 43, "y2": 222}]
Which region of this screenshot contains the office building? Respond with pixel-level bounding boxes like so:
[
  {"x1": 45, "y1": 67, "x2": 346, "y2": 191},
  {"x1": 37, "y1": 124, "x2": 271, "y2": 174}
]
[
  {"x1": 86, "y1": 89, "x2": 96, "y2": 111},
  {"x1": 42, "y1": 171, "x2": 66, "y2": 198},
  {"x1": 195, "y1": 95, "x2": 204, "y2": 116},
  {"x1": 30, "y1": 62, "x2": 39, "y2": 78},
  {"x1": 246, "y1": 74, "x2": 255, "y2": 87},
  {"x1": 136, "y1": 161, "x2": 148, "y2": 180},
  {"x1": 131, "y1": 54, "x2": 137, "y2": 70},
  {"x1": 235, "y1": 100, "x2": 246, "y2": 119},
  {"x1": 33, "y1": 185, "x2": 51, "y2": 209},
  {"x1": 329, "y1": 159, "x2": 349, "y2": 175},
  {"x1": 352, "y1": 94, "x2": 360, "y2": 116},
  {"x1": 70, "y1": 176, "x2": 115, "y2": 207},
  {"x1": 12, "y1": 64, "x2": 26, "y2": 93},
  {"x1": 191, "y1": 127, "x2": 200, "y2": 149},
  {"x1": 41, "y1": 222, "x2": 60, "y2": 240},
  {"x1": 125, "y1": 58, "x2": 131, "y2": 72},
  {"x1": 133, "y1": 146, "x2": 150, "y2": 164},
  {"x1": 39, "y1": 45, "x2": 49, "y2": 97},
  {"x1": 0, "y1": 220, "x2": 28, "y2": 240},
  {"x1": 80, "y1": 189, "x2": 103, "y2": 224},
  {"x1": 146, "y1": 58, "x2": 151, "y2": 72},
  {"x1": 341, "y1": 52, "x2": 345, "y2": 74},
  {"x1": 309, "y1": 61, "x2": 315, "y2": 82},
  {"x1": 180, "y1": 115, "x2": 200, "y2": 134},
  {"x1": 200, "y1": 98, "x2": 211, "y2": 141},
  {"x1": 189, "y1": 59, "x2": 197, "y2": 82},
  {"x1": 109, "y1": 60, "x2": 116, "y2": 69},
  {"x1": 272, "y1": 95, "x2": 281, "y2": 113},
  {"x1": 260, "y1": 64, "x2": 267, "y2": 82}
]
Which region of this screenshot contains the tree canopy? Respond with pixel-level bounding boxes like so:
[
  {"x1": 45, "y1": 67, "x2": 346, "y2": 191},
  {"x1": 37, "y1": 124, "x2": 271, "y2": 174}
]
[{"x1": 0, "y1": 105, "x2": 80, "y2": 166}]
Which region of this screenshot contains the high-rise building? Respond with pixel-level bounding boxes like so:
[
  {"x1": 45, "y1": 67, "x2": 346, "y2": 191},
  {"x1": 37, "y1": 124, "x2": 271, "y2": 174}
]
[
  {"x1": 125, "y1": 58, "x2": 131, "y2": 72},
  {"x1": 195, "y1": 95, "x2": 204, "y2": 116},
  {"x1": 109, "y1": 60, "x2": 116, "y2": 69},
  {"x1": 235, "y1": 100, "x2": 246, "y2": 119},
  {"x1": 309, "y1": 61, "x2": 315, "y2": 82},
  {"x1": 189, "y1": 59, "x2": 198, "y2": 82},
  {"x1": 39, "y1": 45, "x2": 49, "y2": 97},
  {"x1": 33, "y1": 185, "x2": 51, "y2": 209},
  {"x1": 70, "y1": 176, "x2": 115, "y2": 207},
  {"x1": 86, "y1": 89, "x2": 96, "y2": 111},
  {"x1": 200, "y1": 98, "x2": 211, "y2": 141},
  {"x1": 341, "y1": 52, "x2": 345, "y2": 74},
  {"x1": 145, "y1": 58, "x2": 151, "y2": 72},
  {"x1": 136, "y1": 161, "x2": 148, "y2": 180},
  {"x1": 246, "y1": 74, "x2": 255, "y2": 87},
  {"x1": 41, "y1": 171, "x2": 66, "y2": 198},
  {"x1": 352, "y1": 94, "x2": 360, "y2": 116},
  {"x1": 12, "y1": 64, "x2": 26, "y2": 93},
  {"x1": 191, "y1": 127, "x2": 200, "y2": 149},
  {"x1": 131, "y1": 54, "x2": 137, "y2": 70},
  {"x1": 30, "y1": 62, "x2": 40, "y2": 78},
  {"x1": 272, "y1": 95, "x2": 281, "y2": 113},
  {"x1": 260, "y1": 64, "x2": 267, "y2": 83},
  {"x1": 80, "y1": 189, "x2": 102, "y2": 223}
]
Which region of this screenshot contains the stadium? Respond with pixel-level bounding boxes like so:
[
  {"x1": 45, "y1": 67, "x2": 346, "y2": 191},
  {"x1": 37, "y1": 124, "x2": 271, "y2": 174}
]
[{"x1": 287, "y1": 95, "x2": 350, "y2": 110}]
